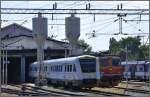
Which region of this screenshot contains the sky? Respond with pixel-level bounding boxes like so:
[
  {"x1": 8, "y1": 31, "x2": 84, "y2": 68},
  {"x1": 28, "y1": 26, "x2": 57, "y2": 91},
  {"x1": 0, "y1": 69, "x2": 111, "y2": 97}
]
[{"x1": 1, "y1": 1, "x2": 149, "y2": 51}]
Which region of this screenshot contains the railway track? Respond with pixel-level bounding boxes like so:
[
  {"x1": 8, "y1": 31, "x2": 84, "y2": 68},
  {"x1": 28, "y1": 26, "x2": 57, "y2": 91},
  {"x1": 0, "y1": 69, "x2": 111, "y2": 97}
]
[
  {"x1": 81, "y1": 88, "x2": 130, "y2": 96},
  {"x1": 1, "y1": 87, "x2": 52, "y2": 96},
  {"x1": 10, "y1": 84, "x2": 86, "y2": 96},
  {"x1": 121, "y1": 81, "x2": 149, "y2": 86},
  {"x1": 25, "y1": 84, "x2": 146, "y2": 97},
  {"x1": 3, "y1": 83, "x2": 148, "y2": 97},
  {"x1": 7, "y1": 84, "x2": 129, "y2": 96},
  {"x1": 114, "y1": 86, "x2": 149, "y2": 94}
]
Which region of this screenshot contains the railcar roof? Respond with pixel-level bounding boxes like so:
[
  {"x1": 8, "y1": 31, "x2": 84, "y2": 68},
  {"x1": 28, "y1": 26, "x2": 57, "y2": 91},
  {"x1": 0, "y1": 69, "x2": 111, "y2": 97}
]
[
  {"x1": 121, "y1": 61, "x2": 147, "y2": 65},
  {"x1": 32, "y1": 55, "x2": 95, "y2": 65}
]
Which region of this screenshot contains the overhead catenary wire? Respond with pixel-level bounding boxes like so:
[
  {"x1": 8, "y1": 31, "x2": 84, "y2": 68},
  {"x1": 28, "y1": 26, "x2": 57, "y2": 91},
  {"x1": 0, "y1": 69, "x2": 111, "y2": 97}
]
[
  {"x1": 85, "y1": 15, "x2": 148, "y2": 38},
  {"x1": 82, "y1": 16, "x2": 117, "y2": 30},
  {"x1": 0, "y1": 1, "x2": 148, "y2": 37},
  {"x1": 125, "y1": 21, "x2": 147, "y2": 34},
  {"x1": 85, "y1": 17, "x2": 117, "y2": 34},
  {"x1": 0, "y1": 1, "x2": 148, "y2": 44},
  {"x1": 49, "y1": 13, "x2": 116, "y2": 36}
]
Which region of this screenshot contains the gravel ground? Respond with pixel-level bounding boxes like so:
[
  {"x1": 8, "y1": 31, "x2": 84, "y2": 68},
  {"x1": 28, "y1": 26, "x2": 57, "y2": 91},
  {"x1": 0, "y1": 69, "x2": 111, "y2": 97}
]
[{"x1": 0, "y1": 83, "x2": 149, "y2": 97}]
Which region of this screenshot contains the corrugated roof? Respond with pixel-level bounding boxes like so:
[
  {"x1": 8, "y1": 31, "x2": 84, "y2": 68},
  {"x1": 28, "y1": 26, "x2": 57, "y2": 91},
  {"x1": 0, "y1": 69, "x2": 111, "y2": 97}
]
[{"x1": 0, "y1": 23, "x2": 68, "y2": 44}]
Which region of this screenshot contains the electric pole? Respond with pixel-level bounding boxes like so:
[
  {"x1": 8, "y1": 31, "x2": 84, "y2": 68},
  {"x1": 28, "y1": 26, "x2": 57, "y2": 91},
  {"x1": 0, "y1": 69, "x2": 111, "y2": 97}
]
[{"x1": 0, "y1": 0, "x2": 2, "y2": 95}]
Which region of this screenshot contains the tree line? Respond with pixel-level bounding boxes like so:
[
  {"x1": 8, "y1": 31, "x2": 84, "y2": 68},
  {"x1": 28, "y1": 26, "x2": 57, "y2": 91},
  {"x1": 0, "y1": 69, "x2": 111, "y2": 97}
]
[
  {"x1": 77, "y1": 36, "x2": 149, "y2": 61},
  {"x1": 109, "y1": 36, "x2": 149, "y2": 61}
]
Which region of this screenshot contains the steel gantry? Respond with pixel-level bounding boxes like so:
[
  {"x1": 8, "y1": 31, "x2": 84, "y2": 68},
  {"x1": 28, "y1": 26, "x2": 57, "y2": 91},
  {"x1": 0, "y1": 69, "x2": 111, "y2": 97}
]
[{"x1": 0, "y1": 8, "x2": 149, "y2": 15}]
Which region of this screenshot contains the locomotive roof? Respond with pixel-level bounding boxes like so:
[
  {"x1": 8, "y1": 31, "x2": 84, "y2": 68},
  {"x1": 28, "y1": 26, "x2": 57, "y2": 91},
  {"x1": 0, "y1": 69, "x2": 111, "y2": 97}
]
[{"x1": 99, "y1": 56, "x2": 120, "y2": 58}]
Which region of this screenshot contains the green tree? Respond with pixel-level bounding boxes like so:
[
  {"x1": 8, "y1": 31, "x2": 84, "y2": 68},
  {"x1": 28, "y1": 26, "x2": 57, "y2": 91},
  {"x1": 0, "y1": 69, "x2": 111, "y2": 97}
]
[
  {"x1": 109, "y1": 36, "x2": 142, "y2": 61},
  {"x1": 77, "y1": 39, "x2": 92, "y2": 54},
  {"x1": 119, "y1": 37, "x2": 141, "y2": 60},
  {"x1": 119, "y1": 37, "x2": 141, "y2": 55},
  {"x1": 109, "y1": 37, "x2": 121, "y2": 55},
  {"x1": 139, "y1": 45, "x2": 149, "y2": 60}
]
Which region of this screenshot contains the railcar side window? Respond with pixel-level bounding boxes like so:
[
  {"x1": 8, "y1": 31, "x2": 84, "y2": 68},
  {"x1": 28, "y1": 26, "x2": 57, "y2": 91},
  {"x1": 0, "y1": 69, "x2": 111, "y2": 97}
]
[
  {"x1": 67, "y1": 65, "x2": 70, "y2": 72},
  {"x1": 55, "y1": 66, "x2": 57, "y2": 72},
  {"x1": 35, "y1": 67, "x2": 37, "y2": 72},
  {"x1": 51, "y1": 66, "x2": 52, "y2": 71},
  {"x1": 44, "y1": 66, "x2": 47, "y2": 72},
  {"x1": 73, "y1": 64, "x2": 76, "y2": 72},
  {"x1": 139, "y1": 67, "x2": 144, "y2": 72},
  {"x1": 53, "y1": 66, "x2": 54, "y2": 72},
  {"x1": 49, "y1": 66, "x2": 51, "y2": 71},
  {"x1": 70, "y1": 65, "x2": 72, "y2": 72},
  {"x1": 53, "y1": 66, "x2": 56, "y2": 72},
  {"x1": 55, "y1": 66, "x2": 57, "y2": 71},
  {"x1": 65, "y1": 65, "x2": 67, "y2": 72},
  {"x1": 58, "y1": 65, "x2": 60, "y2": 72},
  {"x1": 52, "y1": 66, "x2": 54, "y2": 72},
  {"x1": 60, "y1": 66, "x2": 62, "y2": 72},
  {"x1": 56, "y1": 65, "x2": 58, "y2": 72},
  {"x1": 64, "y1": 64, "x2": 74, "y2": 72}
]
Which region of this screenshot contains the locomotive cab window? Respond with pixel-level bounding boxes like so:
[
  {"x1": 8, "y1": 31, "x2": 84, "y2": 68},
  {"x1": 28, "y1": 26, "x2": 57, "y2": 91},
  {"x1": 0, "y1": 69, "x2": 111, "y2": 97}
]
[
  {"x1": 112, "y1": 58, "x2": 120, "y2": 66},
  {"x1": 99, "y1": 58, "x2": 108, "y2": 67}
]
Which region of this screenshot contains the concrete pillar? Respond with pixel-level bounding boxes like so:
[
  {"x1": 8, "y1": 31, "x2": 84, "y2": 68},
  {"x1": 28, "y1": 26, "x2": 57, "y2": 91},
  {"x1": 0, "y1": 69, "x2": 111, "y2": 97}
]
[
  {"x1": 20, "y1": 55, "x2": 25, "y2": 83},
  {"x1": 96, "y1": 57, "x2": 100, "y2": 86}
]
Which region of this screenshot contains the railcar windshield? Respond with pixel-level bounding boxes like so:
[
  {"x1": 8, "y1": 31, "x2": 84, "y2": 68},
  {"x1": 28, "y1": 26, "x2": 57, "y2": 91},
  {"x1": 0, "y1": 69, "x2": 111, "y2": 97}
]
[{"x1": 80, "y1": 58, "x2": 96, "y2": 73}]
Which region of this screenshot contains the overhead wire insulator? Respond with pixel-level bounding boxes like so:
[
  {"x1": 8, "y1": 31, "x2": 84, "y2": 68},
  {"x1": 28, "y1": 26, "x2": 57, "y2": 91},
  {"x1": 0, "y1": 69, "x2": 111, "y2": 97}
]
[
  {"x1": 53, "y1": 2, "x2": 57, "y2": 9},
  {"x1": 88, "y1": 3, "x2": 91, "y2": 9},
  {"x1": 51, "y1": 25, "x2": 53, "y2": 29},
  {"x1": 86, "y1": 3, "x2": 91, "y2": 10},
  {"x1": 86, "y1": 4, "x2": 88, "y2": 10},
  {"x1": 138, "y1": 14, "x2": 142, "y2": 30},
  {"x1": 139, "y1": 14, "x2": 141, "y2": 22},
  {"x1": 55, "y1": 2, "x2": 57, "y2": 9},
  {"x1": 120, "y1": 3, "x2": 123, "y2": 9},
  {"x1": 117, "y1": 5, "x2": 119, "y2": 10},
  {"x1": 55, "y1": 2, "x2": 57, "y2": 8},
  {"x1": 52, "y1": 14, "x2": 53, "y2": 21},
  {"x1": 93, "y1": 14, "x2": 95, "y2": 22}
]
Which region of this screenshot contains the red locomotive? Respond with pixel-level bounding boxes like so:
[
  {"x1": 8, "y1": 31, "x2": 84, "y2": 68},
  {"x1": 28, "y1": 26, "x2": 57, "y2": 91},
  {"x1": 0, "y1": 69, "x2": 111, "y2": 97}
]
[{"x1": 98, "y1": 56, "x2": 123, "y2": 87}]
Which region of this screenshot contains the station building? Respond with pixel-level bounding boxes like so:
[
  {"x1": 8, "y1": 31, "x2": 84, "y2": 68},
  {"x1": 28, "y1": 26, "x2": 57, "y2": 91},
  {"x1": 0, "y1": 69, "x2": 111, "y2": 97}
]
[{"x1": 0, "y1": 23, "x2": 78, "y2": 83}]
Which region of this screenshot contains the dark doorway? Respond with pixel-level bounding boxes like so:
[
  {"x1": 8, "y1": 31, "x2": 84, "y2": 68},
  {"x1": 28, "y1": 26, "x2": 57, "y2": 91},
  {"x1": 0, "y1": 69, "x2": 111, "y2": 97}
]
[
  {"x1": 8, "y1": 57, "x2": 20, "y2": 83},
  {"x1": 25, "y1": 56, "x2": 36, "y2": 82}
]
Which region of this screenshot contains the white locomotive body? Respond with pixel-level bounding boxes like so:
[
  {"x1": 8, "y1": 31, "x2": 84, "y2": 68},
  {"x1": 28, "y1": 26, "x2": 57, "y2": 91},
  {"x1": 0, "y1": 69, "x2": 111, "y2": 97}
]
[{"x1": 29, "y1": 55, "x2": 97, "y2": 88}]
